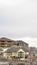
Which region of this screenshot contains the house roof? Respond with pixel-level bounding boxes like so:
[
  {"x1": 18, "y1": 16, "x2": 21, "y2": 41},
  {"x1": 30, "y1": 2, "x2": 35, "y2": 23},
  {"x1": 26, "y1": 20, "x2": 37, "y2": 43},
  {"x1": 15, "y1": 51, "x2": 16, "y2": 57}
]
[
  {"x1": 0, "y1": 37, "x2": 15, "y2": 42},
  {"x1": 0, "y1": 37, "x2": 28, "y2": 47},
  {"x1": 5, "y1": 46, "x2": 29, "y2": 53},
  {"x1": 17, "y1": 40, "x2": 28, "y2": 45},
  {"x1": 0, "y1": 37, "x2": 16, "y2": 45}
]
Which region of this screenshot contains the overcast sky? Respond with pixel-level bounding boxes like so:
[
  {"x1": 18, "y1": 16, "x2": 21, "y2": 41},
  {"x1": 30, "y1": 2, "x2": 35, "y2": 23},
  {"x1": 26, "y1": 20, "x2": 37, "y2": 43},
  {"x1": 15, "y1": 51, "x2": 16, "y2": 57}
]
[{"x1": 0, "y1": 0, "x2": 37, "y2": 47}]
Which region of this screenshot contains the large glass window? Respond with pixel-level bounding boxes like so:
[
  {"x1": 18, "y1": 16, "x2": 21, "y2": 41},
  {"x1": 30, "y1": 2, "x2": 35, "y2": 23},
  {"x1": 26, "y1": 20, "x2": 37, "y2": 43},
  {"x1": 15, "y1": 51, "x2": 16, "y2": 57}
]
[{"x1": 18, "y1": 51, "x2": 24, "y2": 58}]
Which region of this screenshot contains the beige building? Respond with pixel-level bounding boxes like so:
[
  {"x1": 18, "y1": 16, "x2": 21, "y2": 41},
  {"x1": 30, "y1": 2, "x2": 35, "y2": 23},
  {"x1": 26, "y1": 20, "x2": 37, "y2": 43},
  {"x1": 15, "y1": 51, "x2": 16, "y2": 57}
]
[
  {"x1": 0, "y1": 37, "x2": 37, "y2": 65},
  {"x1": 3, "y1": 45, "x2": 29, "y2": 60}
]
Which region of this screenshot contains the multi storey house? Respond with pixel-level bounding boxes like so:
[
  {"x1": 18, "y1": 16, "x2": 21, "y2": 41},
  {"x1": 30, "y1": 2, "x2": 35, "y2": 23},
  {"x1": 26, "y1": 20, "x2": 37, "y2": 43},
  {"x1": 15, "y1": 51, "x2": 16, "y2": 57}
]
[{"x1": 0, "y1": 37, "x2": 37, "y2": 65}]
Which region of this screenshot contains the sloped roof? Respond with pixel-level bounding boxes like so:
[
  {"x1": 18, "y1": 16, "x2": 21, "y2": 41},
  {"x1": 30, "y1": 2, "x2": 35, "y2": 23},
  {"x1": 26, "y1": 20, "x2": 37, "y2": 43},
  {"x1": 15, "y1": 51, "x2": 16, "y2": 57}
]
[
  {"x1": 0, "y1": 37, "x2": 28, "y2": 49},
  {"x1": 0, "y1": 37, "x2": 15, "y2": 42},
  {"x1": 5, "y1": 46, "x2": 29, "y2": 53},
  {"x1": 17, "y1": 40, "x2": 28, "y2": 45}
]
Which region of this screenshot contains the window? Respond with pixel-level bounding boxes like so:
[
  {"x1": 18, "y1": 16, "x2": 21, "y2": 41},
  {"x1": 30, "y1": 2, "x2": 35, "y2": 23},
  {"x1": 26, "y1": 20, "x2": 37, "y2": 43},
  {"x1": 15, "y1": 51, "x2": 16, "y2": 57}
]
[
  {"x1": 18, "y1": 51, "x2": 24, "y2": 58},
  {"x1": 17, "y1": 43, "x2": 19, "y2": 46},
  {"x1": 25, "y1": 54, "x2": 28, "y2": 58}
]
